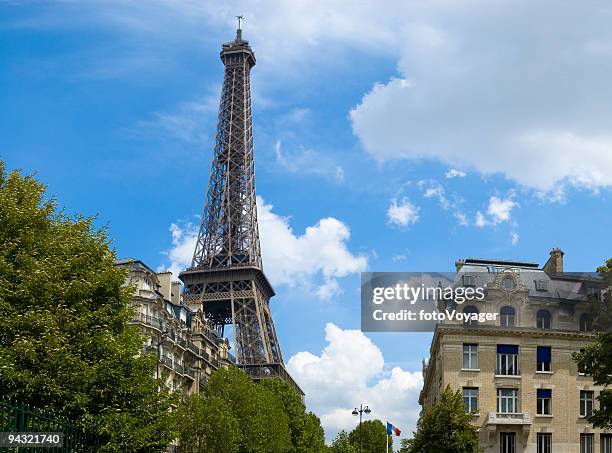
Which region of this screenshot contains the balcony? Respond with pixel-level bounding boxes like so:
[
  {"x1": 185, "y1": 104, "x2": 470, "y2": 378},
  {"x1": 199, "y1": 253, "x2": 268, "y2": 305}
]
[
  {"x1": 131, "y1": 313, "x2": 162, "y2": 330},
  {"x1": 486, "y1": 412, "x2": 531, "y2": 426}
]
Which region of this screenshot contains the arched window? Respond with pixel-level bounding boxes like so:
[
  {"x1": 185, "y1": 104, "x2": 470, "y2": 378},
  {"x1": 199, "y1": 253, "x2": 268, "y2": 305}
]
[
  {"x1": 579, "y1": 313, "x2": 593, "y2": 332},
  {"x1": 500, "y1": 306, "x2": 516, "y2": 327},
  {"x1": 537, "y1": 310, "x2": 552, "y2": 329},
  {"x1": 463, "y1": 305, "x2": 479, "y2": 326}
]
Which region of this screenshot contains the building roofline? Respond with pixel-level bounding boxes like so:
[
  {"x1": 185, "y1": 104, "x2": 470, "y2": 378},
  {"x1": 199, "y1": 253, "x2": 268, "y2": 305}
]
[{"x1": 463, "y1": 258, "x2": 540, "y2": 268}]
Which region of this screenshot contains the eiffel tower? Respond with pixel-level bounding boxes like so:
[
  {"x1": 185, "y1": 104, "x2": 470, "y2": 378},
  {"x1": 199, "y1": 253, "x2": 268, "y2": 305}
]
[{"x1": 179, "y1": 19, "x2": 303, "y2": 396}]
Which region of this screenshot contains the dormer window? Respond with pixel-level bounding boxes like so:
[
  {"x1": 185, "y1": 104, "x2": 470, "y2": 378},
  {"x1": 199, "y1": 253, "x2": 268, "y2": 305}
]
[
  {"x1": 535, "y1": 280, "x2": 548, "y2": 291},
  {"x1": 462, "y1": 275, "x2": 476, "y2": 287}
]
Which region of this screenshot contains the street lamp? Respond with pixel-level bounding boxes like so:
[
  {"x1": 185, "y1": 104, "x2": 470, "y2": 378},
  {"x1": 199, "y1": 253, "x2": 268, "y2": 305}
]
[{"x1": 352, "y1": 404, "x2": 371, "y2": 453}]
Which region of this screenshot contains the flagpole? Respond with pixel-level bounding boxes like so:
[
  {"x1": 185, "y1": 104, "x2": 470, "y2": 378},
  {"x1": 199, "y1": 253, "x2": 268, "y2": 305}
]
[{"x1": 386, "y1": 433, "x2": 388, "y2": 453}]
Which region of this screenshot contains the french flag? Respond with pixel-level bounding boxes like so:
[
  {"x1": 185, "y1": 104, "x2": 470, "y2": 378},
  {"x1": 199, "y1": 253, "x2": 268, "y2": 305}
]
[{"x1": 386, "y1": 422, "x2": 401, "y2": 436}]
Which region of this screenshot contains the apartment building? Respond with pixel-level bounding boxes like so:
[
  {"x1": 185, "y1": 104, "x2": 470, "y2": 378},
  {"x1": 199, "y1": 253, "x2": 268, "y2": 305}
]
[
  {"x1": 116, "y1": 259, "x2": 234, "y2": 394},
  {"x1": 419, "y1": 249, "x2": 611, "y2": 453}
]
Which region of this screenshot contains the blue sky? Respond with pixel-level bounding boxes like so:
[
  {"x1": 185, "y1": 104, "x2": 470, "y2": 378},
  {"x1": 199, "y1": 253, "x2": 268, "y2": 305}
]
[{"x1": 2, "y1": 0, "x2": 612, "y2": 443}]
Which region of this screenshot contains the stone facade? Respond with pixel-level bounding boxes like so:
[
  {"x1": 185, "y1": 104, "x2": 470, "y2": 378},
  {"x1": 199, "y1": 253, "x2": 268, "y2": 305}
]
[
  {"x1": 420, "y1": 250, "x2": 611, "y2": 453},
  {"x1": 116, "y1": 259, "x2": 234, "y2": 394}
]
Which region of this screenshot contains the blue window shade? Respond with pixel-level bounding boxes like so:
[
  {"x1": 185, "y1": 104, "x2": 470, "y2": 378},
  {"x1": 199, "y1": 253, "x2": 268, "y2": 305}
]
[
  {"x1": 497, "y1": 344, "x2": 519, "y2": 354},
  {"x1": 537, "y1": 389, "x2": 552, "y2": 398},
  {"x1": 537, "y1": 346, "x2": 552, "y2": 362}
]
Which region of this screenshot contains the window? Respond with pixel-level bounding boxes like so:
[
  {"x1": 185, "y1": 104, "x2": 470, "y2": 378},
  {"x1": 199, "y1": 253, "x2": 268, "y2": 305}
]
[
  {"x1": 535, "y1": 279, "x2": 548, "y2": 291},
  {"x1": 500, "y1": 432, "x2": 516, "y2": 453},
  {"x1": 602, "y1": 434, "x2": 612, "y2": 453},
  {"x1": 462, "y1": 275, "x2": 476, "y2": 287},
  {"x1": 497, "y1": 345, "x2": 520, "y2": 375},
  {"x1": 537, "y1": 433, "x2": 552, "y2": 453},
  {"x1": 463, "y1": 305, "x2": 479, "y2": 326},
  {"x1": 580, "y1": 390, "x2": 594, "y2": 417},
  {"x1": 463, "y1": 387, "x2": 478, "y2": 413},
  {"x1": 497, "y1": 388, "x2": 519, "y2": 413},
  {"x1": 537, "y1": 389, "x2": 552, "y2": 415},
  {"x1": 580, "y1": 314, "x2": 593, "y2": 332},
  {"x1": 580, "y1": 434, "x2": 594, "y2": 453},
  {"x1": 502, "y1": 276, "x2": 517, "y2": 291},
  {"x1": 537, "y1": 346, "x2": 552, "y2": 372},
  {"x1": 537, "y1": 310, "x2": 552, "y2": 329},
  {"x1": 463, "y1": 344, "x2": 478, "y2": 369},
  {"x1": 500, "y1": 306, "x2": 516, "y2": 327}
]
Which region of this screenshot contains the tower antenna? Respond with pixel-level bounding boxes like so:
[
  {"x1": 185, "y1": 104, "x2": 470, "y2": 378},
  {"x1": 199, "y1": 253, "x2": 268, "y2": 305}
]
[{"x1": 236, "y1": 15, "x2": 244, "y2": 40}]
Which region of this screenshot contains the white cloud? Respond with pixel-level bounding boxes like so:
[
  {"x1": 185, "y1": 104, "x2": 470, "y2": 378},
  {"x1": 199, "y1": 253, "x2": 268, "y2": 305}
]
[
  {"x1": 475, "y1": 211, "x2": 487, "y2": 228},
  {"x1": 316, "y1": 279, "x2": 343, "y2": 301},
  {"x1": 287, "y1": 323, "x2": 423, "y2": 442},
  {"x1": 445, "y1": 168, "x2": 466, "y2": 179},
  {"x1": 347, "y1": 1, "x2": 612, "y2": 194},
  {"x1": 387, "y1": 198, "x2": 420, "y2": 227},
  {"x1": 160, "y1": 222, "x2": 198, "y2": 277},
  {"x1": 487, "y1": 196, "x2": 516, "y2": 224},
  {"x1": 159, "y1": 197, "x2": 367, "y2": 299},
  {"x1": 511, "y1": 231, "x2": 519, "y2": 246},
  {"x1": 474, "y1": 196, "x2": 518, "y2": 228},
  {"x1": 417, "y1": 179, "x2": 468, "y2": 226},
  {"x1": 258, "y1": 197, "x2": 367, "y2": 293}
]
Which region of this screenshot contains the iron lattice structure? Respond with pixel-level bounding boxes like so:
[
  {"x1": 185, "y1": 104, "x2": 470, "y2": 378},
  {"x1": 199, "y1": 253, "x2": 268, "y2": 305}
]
[{"x1": 180, "y1": 26, "x2": 302, "y2": 395}]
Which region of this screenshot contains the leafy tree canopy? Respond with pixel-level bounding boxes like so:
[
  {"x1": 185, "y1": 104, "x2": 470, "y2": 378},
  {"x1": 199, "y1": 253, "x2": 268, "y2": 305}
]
[
  {"x1": 203, "y1": 367, "x2": 292, "y2": 453},
  {"x1": 261, "y1": 378, "x2": 326, "y2": 453},
  {"x1": 176, "y1": 394, "x2": 240, "y2": 453},
  {"x1": 348, "y1": 419, "x2": 392, "y2": 453},
  {"x1": 409, "y1": 386, "x2": 481, "y2": 453},
  {"x1": 574, "y1": 258, "x2": 612, "y2": 429},
  {"x1": 0, "y1": 162, "x2": 176, "y2": 451},
  {"x1": 329, "y1": 430, "x2": 357, "y2": 453}
]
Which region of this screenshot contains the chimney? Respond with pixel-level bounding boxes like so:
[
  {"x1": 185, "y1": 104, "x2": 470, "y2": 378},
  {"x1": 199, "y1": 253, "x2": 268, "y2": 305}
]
[
  {"x1": 156, "y1": 272, "x2": 172, "y2": 300},
  {"x1": 171, "y1": 281, "x2": 181, "y2": 305},
  {"x1": 455, "y1": 259, "x2": 465, "y2": 272},
  {"x1": 543, "y1": 248, "x2": 564, "y2": 275}
]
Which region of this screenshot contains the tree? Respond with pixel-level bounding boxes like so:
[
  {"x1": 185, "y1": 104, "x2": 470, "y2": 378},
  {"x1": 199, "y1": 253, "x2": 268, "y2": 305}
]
[
  {"x1": 348, "y1": 419, "x2": 391, "y2": 453},
  {"x1": 409, "y1": 386, "x2": 481, "y2": 453},
  {"x1": 0, "y1": 162, "x2": 176, "y2": 451},
  {"x1": 204, "y1": 367, "x2": 292, "y2": 453},
  {"x1": 261, "y1": 378, "x2": 326, "y2": 453},
  {"x1": 175, "y1": 394, "x2": 240, "y2": 453},
  {"x1": 398, "y1": 438, "x2": 415, "y2": 452},
  {"x1": 574, "y1": 258, "x2": 612, "y2": 429},
  {"x1": 329, "y1": 430, "x2": 357, "y2": 453}
]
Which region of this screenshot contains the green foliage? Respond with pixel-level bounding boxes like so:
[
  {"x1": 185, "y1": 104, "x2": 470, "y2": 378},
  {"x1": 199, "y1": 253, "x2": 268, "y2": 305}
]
[
  {"x1": 175, "y1": 394, "x2": 240, "y2": 453},
  {"x1": 203, "y1": 367, "x2": 292, "y2": 453},
  {"x1": 398, "y1": 438, "x2": 415, "y2": 452},
  {"x1": 261, "y1": 378, "x2": 326, "y2": 453},
  {"x1": 573, "y1": 258, "x2": 612, "y2": 429},
  {"x1": 0, "y1": 163, "x2": 176, "y2": 451},
  {"x1": 329, "y1": 430, "x2": 358, "y2": 453},
  {"x1": 348, "y1": 419, "x2": 391, "y2": 453},
  {"x1": 409, "y1": 386, "x2": 481, "y2": 453}
]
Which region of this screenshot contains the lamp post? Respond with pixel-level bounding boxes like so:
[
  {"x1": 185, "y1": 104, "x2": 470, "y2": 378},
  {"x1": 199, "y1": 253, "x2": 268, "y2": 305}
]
[{"x1": 351, "y1": 403, "x2": 371, "y2": 453}]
